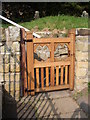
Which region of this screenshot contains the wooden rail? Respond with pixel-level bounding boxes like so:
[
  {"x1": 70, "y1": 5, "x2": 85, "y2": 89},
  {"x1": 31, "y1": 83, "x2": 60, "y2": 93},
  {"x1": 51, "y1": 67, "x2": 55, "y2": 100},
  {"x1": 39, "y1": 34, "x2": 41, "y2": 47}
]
[
  {"x1": 33, "y1": 37, "x2": 70, "y2": 43},
  {"x1": 34, "y1": 61, "x2": 70, "y2": 68}
]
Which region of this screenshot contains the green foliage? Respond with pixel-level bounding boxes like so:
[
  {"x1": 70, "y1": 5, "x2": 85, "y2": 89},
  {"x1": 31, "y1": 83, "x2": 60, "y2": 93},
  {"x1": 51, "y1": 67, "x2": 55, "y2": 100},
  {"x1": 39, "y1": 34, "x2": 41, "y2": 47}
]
[
  {"x1": 19, "y1": 15, "x2": 88, "y2": 30},
  {"x1": 2, "y1": 15, "x2": 88, "y2": 30},
  {"x1": 2, "y1": 2, "x2": 89, "y2": 23}
]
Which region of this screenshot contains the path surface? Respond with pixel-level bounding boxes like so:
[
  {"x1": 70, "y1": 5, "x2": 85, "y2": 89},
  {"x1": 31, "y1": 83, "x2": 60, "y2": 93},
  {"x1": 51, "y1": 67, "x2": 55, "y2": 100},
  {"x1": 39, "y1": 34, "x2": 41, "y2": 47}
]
[{"x1": 17, "y1": 90, "x2": 88, "y2": 119}]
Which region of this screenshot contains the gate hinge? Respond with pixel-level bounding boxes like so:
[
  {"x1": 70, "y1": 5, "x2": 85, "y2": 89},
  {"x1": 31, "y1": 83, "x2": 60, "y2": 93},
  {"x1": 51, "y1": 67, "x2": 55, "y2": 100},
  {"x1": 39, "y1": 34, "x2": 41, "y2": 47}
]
[{"x1": 24, "y1": 39, "x2": 33, "y2": 42}]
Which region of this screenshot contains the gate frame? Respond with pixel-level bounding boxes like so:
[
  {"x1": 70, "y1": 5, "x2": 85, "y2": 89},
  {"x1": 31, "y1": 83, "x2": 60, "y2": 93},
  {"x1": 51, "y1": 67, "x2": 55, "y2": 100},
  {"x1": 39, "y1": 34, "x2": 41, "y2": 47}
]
[{"x1": 20, "y1": 28, "x2": 75, "y2": 96}]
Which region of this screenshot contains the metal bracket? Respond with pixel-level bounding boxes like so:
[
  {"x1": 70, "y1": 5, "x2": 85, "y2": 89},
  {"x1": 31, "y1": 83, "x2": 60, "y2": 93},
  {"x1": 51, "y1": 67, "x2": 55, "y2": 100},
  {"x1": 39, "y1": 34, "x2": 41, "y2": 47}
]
[{"x1": 23, "y1": 39, "x2": 33, "y2": 42}]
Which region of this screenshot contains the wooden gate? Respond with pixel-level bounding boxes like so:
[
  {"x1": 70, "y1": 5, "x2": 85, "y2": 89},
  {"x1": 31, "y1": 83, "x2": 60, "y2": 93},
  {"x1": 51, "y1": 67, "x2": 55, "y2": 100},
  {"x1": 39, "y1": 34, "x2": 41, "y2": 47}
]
[{"x1": 20, "y1": 29, "x2": 75, "y2": 96}]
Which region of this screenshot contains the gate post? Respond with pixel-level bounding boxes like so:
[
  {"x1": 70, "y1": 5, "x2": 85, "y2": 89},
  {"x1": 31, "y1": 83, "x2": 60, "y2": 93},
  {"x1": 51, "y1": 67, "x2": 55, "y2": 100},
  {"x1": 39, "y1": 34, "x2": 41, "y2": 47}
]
[
  {"x1": 20, "y1": 28, "x2": 27, "y2": 96},
  {"x1": 26, "y1": 31, "x2": 35, "y2": 95},
  {"x1": 68, "y1": 29, "x2": 75, "y2": 90}
]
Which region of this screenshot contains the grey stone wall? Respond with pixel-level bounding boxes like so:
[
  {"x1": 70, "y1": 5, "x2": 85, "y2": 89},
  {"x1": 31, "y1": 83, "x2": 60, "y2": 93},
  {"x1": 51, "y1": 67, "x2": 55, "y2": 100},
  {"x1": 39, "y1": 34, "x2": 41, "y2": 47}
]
[
  {"x1": 0, "y1": 26, "x2": 89, "y2": 100},
  {"x1": 0, "y1": 26, "x2": 20, "y2": 100}
]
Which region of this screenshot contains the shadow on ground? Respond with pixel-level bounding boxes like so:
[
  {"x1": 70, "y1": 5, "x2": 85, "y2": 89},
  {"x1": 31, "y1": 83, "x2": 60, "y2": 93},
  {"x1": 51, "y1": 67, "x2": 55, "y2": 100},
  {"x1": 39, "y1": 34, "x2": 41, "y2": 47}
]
[
  {"x1": 2, "y1": 86, "x2": 89, "y2": 119},
  {"x1": 17, "y1": 92, "x2": 61, "y2": 119},
  {"x1": 71, "y1": 102, "x2": 90, "y2": 118},
  {"x1": 2, "y1": 84, "x2": 60, "y2": 119}
]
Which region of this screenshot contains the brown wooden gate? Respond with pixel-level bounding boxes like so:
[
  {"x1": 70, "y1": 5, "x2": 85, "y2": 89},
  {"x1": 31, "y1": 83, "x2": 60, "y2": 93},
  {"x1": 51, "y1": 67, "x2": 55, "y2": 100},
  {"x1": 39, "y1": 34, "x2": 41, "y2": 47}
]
[{"x1": 20, "y1": 29, "x2": 75, "y2": 96}]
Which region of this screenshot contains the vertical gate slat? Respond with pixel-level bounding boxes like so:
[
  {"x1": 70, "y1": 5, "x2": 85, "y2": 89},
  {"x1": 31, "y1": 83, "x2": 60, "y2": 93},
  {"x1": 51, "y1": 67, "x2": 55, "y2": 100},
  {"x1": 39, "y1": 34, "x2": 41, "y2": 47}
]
[
  {"x1": 56, "y1": 66, "x2": 59, "y2": 85},
  {"x1": 61, "y1": 66, "x2": 63, "y2": 85},
  {"x1": 50, "y1": 42, "x2": 54, "y2": 86},
  {"x1": 46, "y1": 67, "x2": 49, "y2": 87},
  {"x1": 36, "y1": 68, "x2": 39, "y2": 88},
  {"x1": 26, "y1": 32, "x2": 35, "y2": 95},
  {"x1": 65, "y1": 65, "x2": 68, "y2": 84},
  {"x1": 41, "y1": 68, "x2": 44, "y2": 88}
]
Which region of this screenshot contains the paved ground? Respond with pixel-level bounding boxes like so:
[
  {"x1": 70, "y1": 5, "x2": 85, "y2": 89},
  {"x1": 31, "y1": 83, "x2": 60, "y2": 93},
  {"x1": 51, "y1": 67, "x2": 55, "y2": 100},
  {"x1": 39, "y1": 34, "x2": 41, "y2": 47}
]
[
  {"x1": 2, "y1": 89, "x2": 89, "y2": 119},
  {"x1": 72, "y1": 87, "x2": 90, "y2": 118},
  {"x1": 17, "y1": 90, "x2": 88, "y2": 119}
]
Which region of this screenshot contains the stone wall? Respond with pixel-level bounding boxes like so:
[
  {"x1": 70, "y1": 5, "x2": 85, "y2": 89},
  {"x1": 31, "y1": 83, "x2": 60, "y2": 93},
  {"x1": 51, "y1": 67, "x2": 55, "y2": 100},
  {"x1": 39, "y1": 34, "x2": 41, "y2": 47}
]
[
  {"x1": 75, "y1": 29, "x2": 89, "y2": 91},
  {"x1": 0, "y1": 26, "x2": 89, "y2": 100},
  {"x1": 0, "y1": 26, "x2": 20, "y2": 100}
]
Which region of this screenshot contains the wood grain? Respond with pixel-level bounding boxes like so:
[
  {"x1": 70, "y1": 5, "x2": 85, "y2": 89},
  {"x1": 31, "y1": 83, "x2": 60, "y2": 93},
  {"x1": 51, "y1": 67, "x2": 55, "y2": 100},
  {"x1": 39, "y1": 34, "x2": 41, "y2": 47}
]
[
  {"x1": 61, "y1": 66, "x2": 64, "y2": 85},
  {"x1": 36, "y1": 68, "x2": 39, "y2": 88},
  {"x1": 56, "y1": 66, "x2": 59, "y2": 86}
]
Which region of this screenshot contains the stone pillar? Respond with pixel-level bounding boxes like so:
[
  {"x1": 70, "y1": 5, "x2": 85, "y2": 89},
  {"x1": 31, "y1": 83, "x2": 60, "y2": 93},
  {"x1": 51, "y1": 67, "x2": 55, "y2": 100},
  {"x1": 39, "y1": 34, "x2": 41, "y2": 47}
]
[{"x1": 75, "y1": 29, "x2": 89, "y2": 91}]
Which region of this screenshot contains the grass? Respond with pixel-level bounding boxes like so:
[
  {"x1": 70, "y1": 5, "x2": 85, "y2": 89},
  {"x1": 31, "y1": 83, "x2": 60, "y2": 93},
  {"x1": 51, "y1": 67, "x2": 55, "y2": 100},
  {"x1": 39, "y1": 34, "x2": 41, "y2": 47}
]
[{"x1": 1, "y1": 15, "x2": 88, "y2": 30}]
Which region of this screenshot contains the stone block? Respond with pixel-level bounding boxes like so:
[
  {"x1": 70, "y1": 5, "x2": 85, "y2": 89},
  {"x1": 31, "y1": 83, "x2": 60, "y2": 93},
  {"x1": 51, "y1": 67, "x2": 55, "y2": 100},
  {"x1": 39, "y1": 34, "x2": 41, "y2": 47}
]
[
  {"x1": 75, "y1": 68, "x2": 87, "y2": 77},
  {"x1": 5, "y1": 81, "x2": 20, "y2": 92},
  {"x1": 60, "y1": 110, "x2": 87, "y2": 118},
  {"x1": 0, "y1": 28, "x2": 6, "y2": 41},
  {"x1": 76, "y1": 36, "x2": 88, "y2": 42},
  {"x1": 88, "y1": 52, "x2": 90, "y2": 61},
  {"x1": 88, "y1": 44, "x2": 90, "y2": 51},
  {"x1": 75, "y1": 62, "x2": 88, "y2": 69},
  {"x1": 82, "y1": 77, "x2": 88, "y2": 83},
  {"x1": 12, "y1": 42, "x2": 20, "y2": 52},
  {"x1": 0, "y1": 45, "x2": 5, "y2": 53},
  {"x1": 0, "y1": 54, "x2": 3, "y2": 64},
  {"x1": 8, "y1": 26, "x2": 20, "y2": 42},
  {"x1": 78, "y1": 29, "x2": 90, "y2": 36},
  {"x1": 75, "y1": 41, "x2": 88, "y2": 51},
  {"x1": 0, "y1": 73, "x2": 3, "y2": 83},
  {"x1": 75, "y1": 51, "x2": 88, "y2": 61},
  {"x1": 88, "y1": 62, "x2": 90, "y2": 71},
  {"x1": 10, "y1": 63, "x2": 20, "y2": 72},
  {"x1": 5, "y1": 73, "x2": 20, "y2": 82},
  {"x1": 48, "y1": 91, "x2": 70, "y2": 99},
  {"x1": 0, "y1": 63, "x2": 20, "y2": 73},
  {"x1": 0, "y1": 54, "x2": 20, "y2": 64},
  {"x1": 35, "y1": 100, "x2": 57, "y2": 117},
  {"x1": 10, "y1": 81, "x2": 20, "y2": 91},
  {"x1": 0, "y1": 44, "x2": 11, "y2": 54},
  {"x1": 74, "y1": 79, "x2": 88, "y2": 91},
  {"x1": 53, "y1": 97, "x2": 79, "y2": 114},
  {"x1": 0, "y1": 64, "x2": 9, "y2": 73},
  {"x1": 10, "y1": 54, "x2": 20, "y2": 63},
  {"x1": 15, "y1": 83, "x2": 20, "y2": 91},
  {"x1": 88, "y1": 70, "x2": 90, "y2": 75},
  {"x1": 3, "y1": 54, "x2": 9, "y2": 64},
  {"x1": 15, "y1": 91, "x2": 20, "y2": 101},
  {"x1": 4, "y1": 81, "x2": 9, "y2": 91}
]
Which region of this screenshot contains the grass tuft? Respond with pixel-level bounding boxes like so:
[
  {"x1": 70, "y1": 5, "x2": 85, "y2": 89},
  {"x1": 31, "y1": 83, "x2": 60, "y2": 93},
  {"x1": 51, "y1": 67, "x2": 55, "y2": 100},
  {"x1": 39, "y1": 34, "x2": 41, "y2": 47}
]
[{"x1": 2, "y1": 15, "x2": 88, "y2": 30}]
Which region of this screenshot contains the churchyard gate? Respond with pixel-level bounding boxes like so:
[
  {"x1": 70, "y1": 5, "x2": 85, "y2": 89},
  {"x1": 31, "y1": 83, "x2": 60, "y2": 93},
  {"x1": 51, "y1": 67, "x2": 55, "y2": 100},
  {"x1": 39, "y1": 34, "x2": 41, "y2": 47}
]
[{"x1": 20, "y1": 29, "x2": 75, "y2": 96}]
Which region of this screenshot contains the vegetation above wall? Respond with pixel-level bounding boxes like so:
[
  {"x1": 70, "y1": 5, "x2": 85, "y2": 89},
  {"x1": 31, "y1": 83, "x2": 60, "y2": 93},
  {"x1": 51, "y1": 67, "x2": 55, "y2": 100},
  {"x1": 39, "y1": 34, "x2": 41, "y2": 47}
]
[{"x1": 2, "y1": 15, "x2": 88, "y2": 31}]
